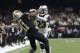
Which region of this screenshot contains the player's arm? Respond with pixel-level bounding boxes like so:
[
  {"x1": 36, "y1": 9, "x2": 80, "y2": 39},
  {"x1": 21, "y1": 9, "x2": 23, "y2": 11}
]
[{"x1": 47, "y1": 15, "x2": 53, "y2": 28}]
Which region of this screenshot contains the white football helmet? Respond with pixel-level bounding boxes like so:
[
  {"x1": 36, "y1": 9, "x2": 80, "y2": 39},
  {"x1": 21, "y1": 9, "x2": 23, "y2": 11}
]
[{"x1": 38, "y1": 5, "x2": 48, "y2": 16}]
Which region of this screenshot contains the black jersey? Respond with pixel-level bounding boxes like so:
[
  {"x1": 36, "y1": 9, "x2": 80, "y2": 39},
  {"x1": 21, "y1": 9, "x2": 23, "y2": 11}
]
[{"x1": 21, "y1": 14, "x2": 35, "y2": 28}]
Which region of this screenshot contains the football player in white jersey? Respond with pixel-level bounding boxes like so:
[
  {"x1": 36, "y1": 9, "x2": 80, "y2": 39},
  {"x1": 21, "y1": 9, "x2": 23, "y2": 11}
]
[{"x1": 36, "y1": 5, "x2": 51, "y2": 53}]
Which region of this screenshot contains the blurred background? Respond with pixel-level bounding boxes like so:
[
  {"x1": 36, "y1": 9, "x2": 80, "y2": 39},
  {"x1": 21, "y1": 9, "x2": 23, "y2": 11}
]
[{"x1": 0, "y1": 0, "x2": 80, "y2": 47}]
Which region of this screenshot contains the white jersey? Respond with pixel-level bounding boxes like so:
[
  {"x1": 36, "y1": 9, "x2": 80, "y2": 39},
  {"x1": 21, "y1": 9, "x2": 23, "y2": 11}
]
[
  {"x1": 37, "y1": 14, "x2": 50, "y2": 28},
  {"x1": 36, "y1": 14, "x2": 51, "y2": 38}
]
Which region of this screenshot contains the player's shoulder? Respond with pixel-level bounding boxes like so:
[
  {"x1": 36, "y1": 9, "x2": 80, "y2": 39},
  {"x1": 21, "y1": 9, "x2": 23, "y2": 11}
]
[
  {"x1": 45, "y1": 14, "x2": 50, "y2": 17},
  {"x1": 44, "y1": 14, "x2": 51, "y2": 19}
]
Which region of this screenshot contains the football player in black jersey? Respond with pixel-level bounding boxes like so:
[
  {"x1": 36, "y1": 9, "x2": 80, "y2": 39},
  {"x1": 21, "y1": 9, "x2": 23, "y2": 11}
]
[{"x1": 12, "y1": 9, "x2": 50, "y2": 53}]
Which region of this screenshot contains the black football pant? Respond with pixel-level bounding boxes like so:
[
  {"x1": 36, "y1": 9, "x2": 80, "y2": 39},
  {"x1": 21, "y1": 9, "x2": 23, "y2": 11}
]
[{"x1": 26, "y1": 28, "x2": 50, "y2": 53}]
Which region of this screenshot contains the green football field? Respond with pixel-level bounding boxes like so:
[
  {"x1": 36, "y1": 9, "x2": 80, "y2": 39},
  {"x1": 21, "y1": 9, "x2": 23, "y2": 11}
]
[{"x1": 7, "y1": 38, "x2": 80, "y2": 53}]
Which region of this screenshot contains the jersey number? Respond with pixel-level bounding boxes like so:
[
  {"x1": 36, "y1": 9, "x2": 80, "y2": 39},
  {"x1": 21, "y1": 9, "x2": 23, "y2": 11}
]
[{"x1": 37, "y1": 21, "x2": 46, "y2": 28}]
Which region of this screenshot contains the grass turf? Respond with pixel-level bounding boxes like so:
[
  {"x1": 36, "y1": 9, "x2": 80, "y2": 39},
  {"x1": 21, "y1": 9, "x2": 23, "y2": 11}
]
[{"x1": 7, "y1": 38, "x2": 80, "y2": 53}]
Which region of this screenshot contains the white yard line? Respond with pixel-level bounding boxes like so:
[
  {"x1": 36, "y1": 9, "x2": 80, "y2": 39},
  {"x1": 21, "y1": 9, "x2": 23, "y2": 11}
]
[{"x1": 0, "y1": 41, "x2": 30, "y2": 53}]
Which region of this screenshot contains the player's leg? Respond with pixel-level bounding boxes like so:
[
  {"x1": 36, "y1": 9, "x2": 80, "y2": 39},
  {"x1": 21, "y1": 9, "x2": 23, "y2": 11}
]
[
  {"x1": 35, "y1": 32, "x2": 50, "y2": 53},
  {"x1": 28, "y1": 28, "x2": 50, "y2": 53},
  {"x1": 40, "y1": 33, "x2": 48, "y2": 53},
  {"x1": 26, "y1": 29, "x2": 37, "y2": 53},
  {"x1": 29, "y1": 38, "x2": 37, "y2": 53},
  {"x1": 39, "y1": 35, "x2": 50, "y2": 53},
  {"x1": 40, "y1": 28, "x2": 50, "y2": 53},
  {"x1": 40, "y1": 42, "x2": 45, "y2": 53}
]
